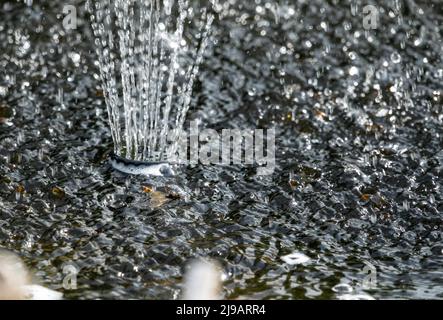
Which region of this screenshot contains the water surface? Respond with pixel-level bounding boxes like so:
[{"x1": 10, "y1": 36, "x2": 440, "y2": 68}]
[{"x1": 0, "y1": 0, "x2": 442, "y2": 299}]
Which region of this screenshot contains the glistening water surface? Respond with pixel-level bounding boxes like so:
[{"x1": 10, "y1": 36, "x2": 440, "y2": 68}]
[{"x1": 0, "y1": 0, "x2": 442, "y2": 299}]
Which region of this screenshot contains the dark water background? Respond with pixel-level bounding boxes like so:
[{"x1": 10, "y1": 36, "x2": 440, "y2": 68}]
[{"x1": 0, "y1": 0, "x2": 442, "y2": 299}]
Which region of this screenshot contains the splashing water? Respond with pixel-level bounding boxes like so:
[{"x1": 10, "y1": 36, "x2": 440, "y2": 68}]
[
  {"x1": 1, "y1": 0, "x2": 442, "y2": 300},
  {"x1": 86, "y1": 0, "x2": 213, "y2": 162}
]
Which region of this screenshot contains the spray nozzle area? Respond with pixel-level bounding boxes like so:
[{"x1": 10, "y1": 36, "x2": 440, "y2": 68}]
[{"x1": 109, "y1": 152, "x2": 175, "y2": 177}]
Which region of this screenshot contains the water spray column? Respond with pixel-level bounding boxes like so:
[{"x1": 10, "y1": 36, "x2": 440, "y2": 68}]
[{"x1": 87, "y1": 0, "x2": 214, "y2": 176}]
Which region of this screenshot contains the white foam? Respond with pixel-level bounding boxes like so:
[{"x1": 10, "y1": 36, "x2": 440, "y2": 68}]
[
  {"x1": 110, "y1": 159, "x2": 174, "y2": 177},
  {"x1": 281, "y1": 252, "x2": 310, "y2": 265}
]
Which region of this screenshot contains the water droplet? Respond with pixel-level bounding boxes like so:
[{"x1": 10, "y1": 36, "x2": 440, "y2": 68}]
[
  {"x1": 349, "y1": 66, "x2": 359, "y2": 76},
  {"x1": 413, "y1": 38, "x2": 422, "y2": 46},
  {"x1": 389, "y1": 85, "x2": 397, "y2": 93},
  {"x1": 390, "y1": 52, "x2": 401, "y2": 64},
  {"x1": 69, "y1": 52, "x2": 81, "y2": 65},
  {"x1": 304, "y1": 40, "x2": 312, "y2": 49},
  {"x1": 248, "y1": 87, "x2": 257, "y2": 97},
  {"x1": 0, "y1": 86, "x2": 8, "y2": 96},
  {"x1": 376, "y1": 108, "x2": 389, "y2": 117}
]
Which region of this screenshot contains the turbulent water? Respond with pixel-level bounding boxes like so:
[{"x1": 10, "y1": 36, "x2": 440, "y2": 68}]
[{"x1": 0, "y1": 0, "x2": 442, "y2": 299}]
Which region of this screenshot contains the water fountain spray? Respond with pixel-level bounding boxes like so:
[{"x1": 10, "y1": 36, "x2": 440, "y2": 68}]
[{"x1": 87, "y1": 0, "x2": 214, "y2": 176}]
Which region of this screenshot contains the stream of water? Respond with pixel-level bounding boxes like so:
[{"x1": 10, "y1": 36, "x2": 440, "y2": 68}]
[
  {"x1": 87, "y1": 0, "x2": 213, "y2": 162},
  {"x1": 0, "y1": 0, "x2": 442, "y2": 299}
]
